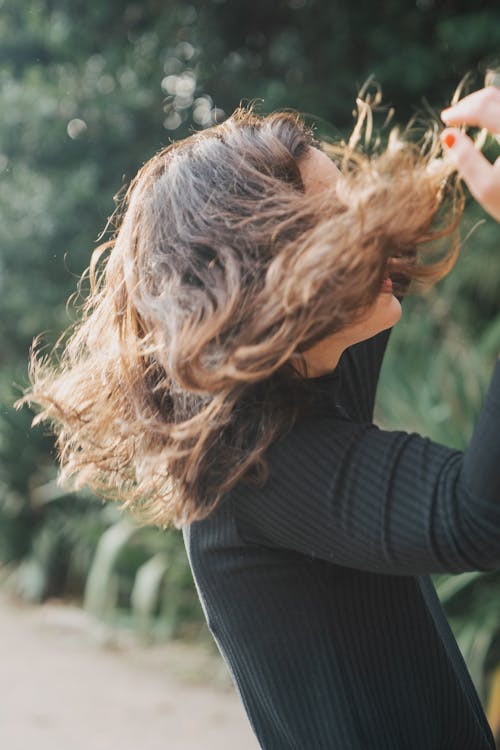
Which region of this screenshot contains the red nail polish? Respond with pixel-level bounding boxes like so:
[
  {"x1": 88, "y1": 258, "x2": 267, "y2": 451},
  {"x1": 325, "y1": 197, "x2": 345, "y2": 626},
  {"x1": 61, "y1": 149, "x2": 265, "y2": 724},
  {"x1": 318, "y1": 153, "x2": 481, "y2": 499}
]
[{"x1": 443, "y1": 133, "x2": 456, "y2": 148}]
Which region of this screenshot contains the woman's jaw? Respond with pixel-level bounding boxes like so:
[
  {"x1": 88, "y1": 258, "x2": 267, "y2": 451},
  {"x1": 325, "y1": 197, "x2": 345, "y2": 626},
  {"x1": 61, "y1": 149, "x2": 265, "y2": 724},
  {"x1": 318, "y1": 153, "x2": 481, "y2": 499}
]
[{"x1": 295, "y1": 147, "x2": 402, "y2": 378}]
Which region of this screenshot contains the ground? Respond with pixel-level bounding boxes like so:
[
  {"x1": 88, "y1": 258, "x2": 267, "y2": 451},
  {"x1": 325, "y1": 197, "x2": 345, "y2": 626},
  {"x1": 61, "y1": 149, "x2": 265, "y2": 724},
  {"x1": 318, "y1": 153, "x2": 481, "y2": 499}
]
[{"x1": 0, "y1": 589, "x2": 258, "y2": 750}]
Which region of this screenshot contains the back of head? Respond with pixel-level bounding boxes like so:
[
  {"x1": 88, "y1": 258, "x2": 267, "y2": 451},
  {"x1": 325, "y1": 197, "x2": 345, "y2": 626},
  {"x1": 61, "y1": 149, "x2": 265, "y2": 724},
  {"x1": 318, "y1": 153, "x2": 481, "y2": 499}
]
[{"x1": 19, "y1": 100, "x2": 463, "y2": 526}]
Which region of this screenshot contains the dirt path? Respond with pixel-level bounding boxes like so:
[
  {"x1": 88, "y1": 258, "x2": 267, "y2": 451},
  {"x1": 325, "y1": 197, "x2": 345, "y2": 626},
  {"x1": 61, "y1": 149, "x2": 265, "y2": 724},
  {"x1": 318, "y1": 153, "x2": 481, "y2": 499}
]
[{"x1": 0, "y1": 589, "x2": 258, "y2": 750}]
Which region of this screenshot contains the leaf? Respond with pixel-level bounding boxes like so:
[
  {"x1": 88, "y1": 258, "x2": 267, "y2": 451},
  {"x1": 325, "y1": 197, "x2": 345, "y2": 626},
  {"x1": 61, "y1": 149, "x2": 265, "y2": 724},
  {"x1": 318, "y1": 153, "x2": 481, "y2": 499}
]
[
  {"x1": 436, "y1": 571, "x2": 485, "y2": 606},
  {"x1": 83, "y1": 518, "x2": 137, "y2": 618},
  {"x1": 467, "y1": 614, "x2": 498, "y2": 702},
  {"x1": 130, "y1": 551, "x2": 169, "y2": 644}
]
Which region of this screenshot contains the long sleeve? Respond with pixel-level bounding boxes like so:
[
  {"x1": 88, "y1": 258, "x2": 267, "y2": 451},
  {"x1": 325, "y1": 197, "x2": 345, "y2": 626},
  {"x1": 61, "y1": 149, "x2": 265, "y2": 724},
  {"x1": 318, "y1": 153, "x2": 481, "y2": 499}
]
[{"x1": 232, "y1": 358, "x2": 500, "y2": 576}]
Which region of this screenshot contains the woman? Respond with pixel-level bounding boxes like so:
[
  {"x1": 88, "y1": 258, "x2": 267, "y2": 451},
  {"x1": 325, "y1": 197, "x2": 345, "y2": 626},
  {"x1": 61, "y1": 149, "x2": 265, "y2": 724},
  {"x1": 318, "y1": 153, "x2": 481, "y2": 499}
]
[{"x1": 19, "y1": 85, "x2": 500, "y2": 748}]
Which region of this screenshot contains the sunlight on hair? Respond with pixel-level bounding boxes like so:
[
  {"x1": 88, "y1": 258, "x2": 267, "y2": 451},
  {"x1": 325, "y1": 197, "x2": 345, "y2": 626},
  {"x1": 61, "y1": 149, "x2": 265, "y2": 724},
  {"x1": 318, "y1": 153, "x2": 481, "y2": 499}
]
[{"x1": 16, "y1": 87, "x2": 465, "y2": 528}]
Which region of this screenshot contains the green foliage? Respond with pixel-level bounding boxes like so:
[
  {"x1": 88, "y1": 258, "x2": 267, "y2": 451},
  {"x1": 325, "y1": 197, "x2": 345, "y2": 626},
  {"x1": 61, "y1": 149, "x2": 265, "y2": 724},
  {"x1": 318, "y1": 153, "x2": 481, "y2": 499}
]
[
  {"x1": 432, "y1": 571, "x2": 500, "y2": 707},
  {"x1": 83, "y1": 518, "x2": 204, "y2": 643}
]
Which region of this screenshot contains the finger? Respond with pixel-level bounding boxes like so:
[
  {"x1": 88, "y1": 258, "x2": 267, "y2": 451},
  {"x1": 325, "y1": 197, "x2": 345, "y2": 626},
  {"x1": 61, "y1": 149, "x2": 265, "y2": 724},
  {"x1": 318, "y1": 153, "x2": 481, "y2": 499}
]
[
  {"x1": 441, "y1": 128, "x2": 500, "y2": 221},
  {"x1": 441, "y1": 87, "x2": 500, "y2": 134}
]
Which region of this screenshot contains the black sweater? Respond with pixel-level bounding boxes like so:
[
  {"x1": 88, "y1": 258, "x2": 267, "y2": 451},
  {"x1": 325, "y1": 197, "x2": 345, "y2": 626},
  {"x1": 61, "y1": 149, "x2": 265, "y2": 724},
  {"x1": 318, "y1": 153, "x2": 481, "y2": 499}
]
[{"x1": 183, "y1": 323, "x2": 500, "y2": 749}]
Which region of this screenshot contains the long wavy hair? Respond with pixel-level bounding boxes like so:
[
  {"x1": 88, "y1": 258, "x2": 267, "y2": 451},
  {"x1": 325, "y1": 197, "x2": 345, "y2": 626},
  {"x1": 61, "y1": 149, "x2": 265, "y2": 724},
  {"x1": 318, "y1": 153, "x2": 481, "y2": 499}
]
[{"x1": 17, "y1": 99, "x2": 464, "y2": 527}]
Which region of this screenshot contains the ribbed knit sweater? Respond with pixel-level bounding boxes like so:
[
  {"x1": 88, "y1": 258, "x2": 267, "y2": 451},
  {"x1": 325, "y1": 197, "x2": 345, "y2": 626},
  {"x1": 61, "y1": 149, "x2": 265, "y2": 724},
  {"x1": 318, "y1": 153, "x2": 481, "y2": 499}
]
[{"x1": 183, "y1": 320, "x2": 500, "y2": 749}]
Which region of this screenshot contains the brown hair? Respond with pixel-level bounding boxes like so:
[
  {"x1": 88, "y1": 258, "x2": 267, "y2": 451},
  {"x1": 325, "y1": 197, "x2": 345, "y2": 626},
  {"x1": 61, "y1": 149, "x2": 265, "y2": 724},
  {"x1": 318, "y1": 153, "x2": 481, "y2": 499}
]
[{"x1": 17, "y1": 102, "x2": 464, "y2": 527}]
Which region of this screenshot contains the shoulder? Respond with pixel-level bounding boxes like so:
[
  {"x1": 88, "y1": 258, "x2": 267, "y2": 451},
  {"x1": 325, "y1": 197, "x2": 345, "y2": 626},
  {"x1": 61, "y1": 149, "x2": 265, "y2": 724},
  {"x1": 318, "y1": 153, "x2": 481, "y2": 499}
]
[{"x1": 231, "y1": 415, "x2": 373, "y2": 523}]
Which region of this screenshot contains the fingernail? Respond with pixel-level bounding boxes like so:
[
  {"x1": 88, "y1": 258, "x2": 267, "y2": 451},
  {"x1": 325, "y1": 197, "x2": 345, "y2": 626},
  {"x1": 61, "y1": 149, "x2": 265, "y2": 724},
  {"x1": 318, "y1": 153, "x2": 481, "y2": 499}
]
[
  {"x1": 440, "y1": 108, "x2": 452, "y2": 121},
  {"x1": 443, "y1": 132, "x2": 456, "y2": 148}
]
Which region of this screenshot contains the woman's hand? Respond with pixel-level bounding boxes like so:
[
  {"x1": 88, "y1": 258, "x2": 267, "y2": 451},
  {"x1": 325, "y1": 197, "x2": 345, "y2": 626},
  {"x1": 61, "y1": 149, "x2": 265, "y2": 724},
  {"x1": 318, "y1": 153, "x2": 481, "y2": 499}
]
[{"x1": 440, "y1": 86, "x2": 500, "y2": 221}]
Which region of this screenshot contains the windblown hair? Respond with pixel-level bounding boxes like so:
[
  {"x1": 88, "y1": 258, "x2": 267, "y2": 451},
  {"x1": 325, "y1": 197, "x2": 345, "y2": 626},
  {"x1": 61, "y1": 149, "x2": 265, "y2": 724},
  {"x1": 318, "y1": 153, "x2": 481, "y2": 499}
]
[{"x1": 18, "y1": 98, "x2": 464, "y2": 527}]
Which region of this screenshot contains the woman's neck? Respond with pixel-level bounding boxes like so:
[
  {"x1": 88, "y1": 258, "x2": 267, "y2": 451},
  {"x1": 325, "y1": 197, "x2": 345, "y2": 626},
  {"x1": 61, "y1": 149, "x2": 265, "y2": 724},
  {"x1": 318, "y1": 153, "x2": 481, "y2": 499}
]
[{"x1": 293, "y1": 333, "x2": 347, "y2": 378}]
